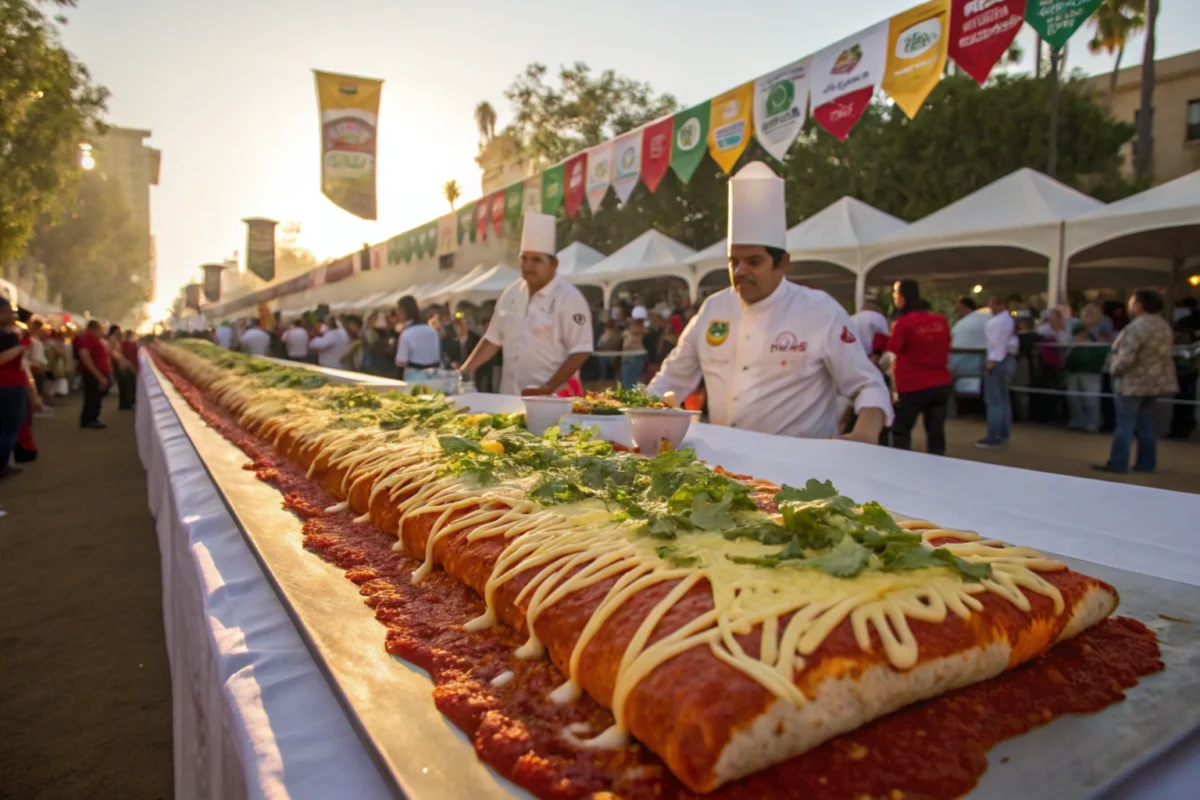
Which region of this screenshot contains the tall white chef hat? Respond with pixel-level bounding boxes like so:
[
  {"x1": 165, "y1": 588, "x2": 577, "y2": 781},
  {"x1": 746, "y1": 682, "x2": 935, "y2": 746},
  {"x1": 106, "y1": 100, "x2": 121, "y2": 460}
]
[
  {"x1": 520, "y1": 211, "x2": 557, "y2": 257},
  {"x1": 727, "y1": 161, "x2": 786, "y2": 252}
]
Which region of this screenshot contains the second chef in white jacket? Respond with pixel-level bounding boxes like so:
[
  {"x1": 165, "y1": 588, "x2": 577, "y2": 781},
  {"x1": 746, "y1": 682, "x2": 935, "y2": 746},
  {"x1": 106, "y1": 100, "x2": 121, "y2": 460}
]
[{"x1": 648, "y1": 162, "x2": 892, "y2": 442}]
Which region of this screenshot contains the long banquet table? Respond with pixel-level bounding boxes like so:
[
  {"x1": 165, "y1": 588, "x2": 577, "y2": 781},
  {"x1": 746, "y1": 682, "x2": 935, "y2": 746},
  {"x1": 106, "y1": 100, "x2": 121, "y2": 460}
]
[{"x1": 136, "y1": 354, "x2": 1200, "y2": 800}]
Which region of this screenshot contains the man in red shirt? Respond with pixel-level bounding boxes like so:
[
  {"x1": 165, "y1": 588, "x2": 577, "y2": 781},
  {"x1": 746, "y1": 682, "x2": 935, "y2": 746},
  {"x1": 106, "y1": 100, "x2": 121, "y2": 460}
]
[
  {"x1": 886, "y1": 280, "x2": 952, "y2": 454},
  {"x1": 76, "y1": 319, "x2": 112, "y2": 429}
]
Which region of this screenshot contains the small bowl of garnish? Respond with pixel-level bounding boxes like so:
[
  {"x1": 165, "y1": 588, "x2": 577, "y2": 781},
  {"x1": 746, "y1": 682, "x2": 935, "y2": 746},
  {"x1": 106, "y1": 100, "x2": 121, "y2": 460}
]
[
  {"x1": 621, "y1": 407, "x2": 701, "y2": 455},
  {"x1": 522, "y1": 395, "x2": 574, "y2": 435}
]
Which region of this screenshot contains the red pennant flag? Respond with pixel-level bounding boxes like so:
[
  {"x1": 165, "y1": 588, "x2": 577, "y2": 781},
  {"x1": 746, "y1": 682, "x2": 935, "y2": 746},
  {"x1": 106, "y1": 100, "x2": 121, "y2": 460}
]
[
  {"x1": 948, "y1": 0, "x2": 1026, "y2": 86},
  {"x1": 476, "y1": 200, "x2": 489, "y2": 240},
  {"x1": 563, "y1": 152, "x2": 587, "y2": 219},
  {"x1": 641, "y1": 117, "x2": 673, "y2": 193},
  {"x1": 490, "y1": 191, "x2": 506, "y2": 236},
  {"x1": 812, "y1": 87, "x2": 875, "y2": 141}
]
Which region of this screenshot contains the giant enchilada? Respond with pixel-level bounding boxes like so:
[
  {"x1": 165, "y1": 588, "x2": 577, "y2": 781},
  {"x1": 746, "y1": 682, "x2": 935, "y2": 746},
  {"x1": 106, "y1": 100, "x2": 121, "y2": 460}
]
[{"x1": 154, "y1": 340, "x2": 1140, "y2": 795}]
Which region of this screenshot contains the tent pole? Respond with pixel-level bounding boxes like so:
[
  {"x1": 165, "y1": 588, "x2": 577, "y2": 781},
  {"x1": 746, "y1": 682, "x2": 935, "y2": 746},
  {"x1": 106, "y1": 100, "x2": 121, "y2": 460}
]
[
  {"x1": 1047, "y1": 222, "x2": 1066, "y2": 308},
  {"x1": 854, "y1": 272, "x2": 867, "y2": 312}
]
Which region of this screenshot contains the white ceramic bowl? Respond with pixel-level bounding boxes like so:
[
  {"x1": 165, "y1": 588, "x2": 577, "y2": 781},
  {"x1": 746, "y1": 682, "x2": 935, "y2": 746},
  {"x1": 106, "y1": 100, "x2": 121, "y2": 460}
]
[
  {"x1": 521, "y1": 396, "x2": 574, "y2": 435},
  {"x1": 621, "y1": 407, "x2": 700, "y2": 455},
  {"x1": 564, "y1": 413, "x2": 632, "y2": 448}
]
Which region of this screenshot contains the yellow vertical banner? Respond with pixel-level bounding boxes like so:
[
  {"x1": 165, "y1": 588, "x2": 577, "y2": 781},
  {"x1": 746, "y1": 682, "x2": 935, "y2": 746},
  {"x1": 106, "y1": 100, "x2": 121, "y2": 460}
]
[
  {"x1": 314, "y1": 70, "x2": 384, "y2": 220},
  {"x1": 707, "y1": 82, "x2": 754, "y2": 174},
  {"x1": 882, "y1": 0, "x2": 949, "y2": 120}
]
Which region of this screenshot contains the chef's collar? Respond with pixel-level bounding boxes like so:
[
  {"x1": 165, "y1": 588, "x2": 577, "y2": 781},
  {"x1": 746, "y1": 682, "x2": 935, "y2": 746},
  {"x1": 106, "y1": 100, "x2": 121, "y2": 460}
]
[
  {"x1": 526, "y1": 273, "x2": 561, "y2": 300},
  {"x1": 741, "y1": 277, "x2": 789, "y2": 313}
]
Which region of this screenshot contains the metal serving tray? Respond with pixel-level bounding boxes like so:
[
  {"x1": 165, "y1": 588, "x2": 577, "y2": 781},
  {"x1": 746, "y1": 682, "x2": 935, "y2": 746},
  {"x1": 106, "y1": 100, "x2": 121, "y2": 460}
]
[{"x1": 151, "y1": 361, "x2": 1200, "y2": 800}]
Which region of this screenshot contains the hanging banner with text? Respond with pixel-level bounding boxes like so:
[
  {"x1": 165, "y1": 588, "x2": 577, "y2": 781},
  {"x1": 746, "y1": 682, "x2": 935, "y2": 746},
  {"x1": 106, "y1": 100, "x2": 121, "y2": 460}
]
[
  {"x1": 1025, "y1": 0, "x2": 1103, "y2": 51},
  {"x1": 457, "y1": 202, "x2": 475, "y2": 245},
  {"x1": 242, "y1": 217, "x2": 278, "y2": 282},
  {"x1": 489, "y1": 191, "x2": 506, "y2": 237},
  {"x1": 523, "y1": 177, "x2": 542, "y2": 215},
  {"x1": 564, "y1": 153, "x2": 587, "y2": 219},
  {"x1": 948, "y1": 0, "x2": 1026, "y2": 85},
  {"x1": 883, "y1": 0, "x2": 949, "y2": 120},
  {"x1": 422, "y1": 223, "x2": 439, "y2": 258},
  {"x1": 811, "y1": 20, "x2": 888, "y2": 141},
  {"x1": 754, "y1": 58, "x2": 811, "y2": 162},
  {"x1": 585, "y1": 142, "x2": 614, "y2": 212},
  {"x1": 640, "y1": 116, "x2": 673, "y2": 193},
  {"x1": 476, "y1": 200, "x2": 490, "y2": 240},
  {"x1": 611, "y1": 132, "x2": 643, "y2": 204},
  {"x1": 437, "y1": 214, "x2": 457, "y2": 256},
  {"x1": 504, "y1": 181, "x2": 524, "y2": 230},
  {"x1": 314, "y1": 70, "x2": 383, "y2": 220},
  {"x1": 708, "y1": 82, "x2": 754, "y2": 174},
  {"x1": 542, "y1": 163, "x2": 565, "y2": 216},
  {"x1": 670, "y1": 100, "x2": 710, "y2": 184}
]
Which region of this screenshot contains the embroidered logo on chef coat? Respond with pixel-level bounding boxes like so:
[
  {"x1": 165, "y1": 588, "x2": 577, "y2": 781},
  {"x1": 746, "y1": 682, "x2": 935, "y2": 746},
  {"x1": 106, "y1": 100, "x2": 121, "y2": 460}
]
[
  {"x1": 572, "y1": 313, "x2": 585, "y2": 325},
  {"x1": 769, "y1": 331, "x2": 807, "y2": 353},
  {"x1": 705, "y1": 320, "x2": 730, "y2": 346},
  {"x1": 840, "y1": 325, "x2": 857, "y2": 344}
]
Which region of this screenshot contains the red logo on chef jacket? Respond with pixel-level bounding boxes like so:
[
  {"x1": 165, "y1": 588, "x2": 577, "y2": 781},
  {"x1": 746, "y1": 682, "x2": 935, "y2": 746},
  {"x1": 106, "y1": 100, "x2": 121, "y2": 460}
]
[
  {"x1": 840, "y1": 326, "x2": 857, "y2": 344},
  {"x1": 770, "y1": 332, "x2": 807, "y2": 353}
]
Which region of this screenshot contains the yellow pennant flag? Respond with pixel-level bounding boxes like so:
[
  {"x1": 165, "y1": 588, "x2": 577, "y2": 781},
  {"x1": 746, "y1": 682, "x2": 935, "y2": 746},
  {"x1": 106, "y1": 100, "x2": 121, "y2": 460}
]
[
  {"x1": 882, "y1": 0, "x2": 949, "y2": 120},
  {"x1": 707, "y1": 82, "x2": 754, "y2": 174},
  {"x1": 314, "y1": 70, "x2": 384, "y2": 220}
]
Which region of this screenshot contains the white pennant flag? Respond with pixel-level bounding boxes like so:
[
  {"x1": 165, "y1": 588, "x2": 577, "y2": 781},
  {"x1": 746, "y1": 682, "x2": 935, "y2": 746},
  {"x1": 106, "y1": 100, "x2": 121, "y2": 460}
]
[
  {"x1": 585, "y1": 142, "x2": 614, "y2": 212},
  {"x1": 754, "y1": 57, "x2": 811, "y2": 162},
  {"x1": 611, "y1": 132, "x2": 642, "y2": 205}
]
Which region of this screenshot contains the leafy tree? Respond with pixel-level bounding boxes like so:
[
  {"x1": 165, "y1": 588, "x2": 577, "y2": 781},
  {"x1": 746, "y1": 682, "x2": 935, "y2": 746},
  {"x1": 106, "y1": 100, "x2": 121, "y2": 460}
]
[
  {"x1": 0, "y1": 0, "x2": 108, "y2": 265},
  {"x1": 1088, "y1": 0, "x2": 1146, "y2": 104},
  {"x1": 500, "y1": 62, "x2": 678, "y2": 167},
  {"x1": 26, "y1": 170, "x2": 150, "y2": 320},
  {"x1": 442, "y1": 179, "x2": 461, "y2": 210}
]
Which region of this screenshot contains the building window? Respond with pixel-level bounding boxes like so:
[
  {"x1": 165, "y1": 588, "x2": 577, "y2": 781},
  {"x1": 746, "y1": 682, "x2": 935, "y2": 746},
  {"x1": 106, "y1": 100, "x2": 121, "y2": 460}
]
[{"x1": 1188, "y1": 99, "x2": 1200, "y2": 142}]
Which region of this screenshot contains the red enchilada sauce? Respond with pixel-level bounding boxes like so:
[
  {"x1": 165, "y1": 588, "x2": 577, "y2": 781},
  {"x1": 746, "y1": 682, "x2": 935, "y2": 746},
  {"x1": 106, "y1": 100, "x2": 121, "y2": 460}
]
[{"x1": 154, "y1": 354, "x2": 1163, "y2": 800}]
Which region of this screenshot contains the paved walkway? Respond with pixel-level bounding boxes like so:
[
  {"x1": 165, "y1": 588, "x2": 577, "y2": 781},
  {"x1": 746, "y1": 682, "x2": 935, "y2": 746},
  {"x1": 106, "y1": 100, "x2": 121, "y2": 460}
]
[{"x1": 0, "y1": 395, "x2": 172, "y2": 800}]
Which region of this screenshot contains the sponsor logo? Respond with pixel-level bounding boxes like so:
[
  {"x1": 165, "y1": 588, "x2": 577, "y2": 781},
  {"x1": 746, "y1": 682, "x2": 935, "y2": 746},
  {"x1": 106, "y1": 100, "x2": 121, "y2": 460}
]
[
  {"x1": 770, "y1": 332, "x2": 807, "y2": 353},
  {"x1": 568, "y1": 162, "x2": 584, "y2": 188},
  {"x1": 840, "y1": 325, "x2": 857, "y2": 344},
  {"x1": 620, "y1": 146, "x2": 637, "y2": 170},
  {"x1": 572, "y1": 313, "x2": 586, "y2": 325},
  {"x1": 720, "y1": 98, "x2": 740, "y2": 121},
  {"x1": 766, "y1": 80, "x2": 794, "y2": 116},
  {"x1": 591, "y1": 158, "x2": 609, "y2": 182},
  {"x1": 831, "y1": 44, "x2": 863, "y2": 75},
  {"x1": 705, "y1": 320, "x2": 730, "y2": 346},
  {"x1": 648, "y1": 133, "x2": 667, "y2": 159},
  {"x1": 676, "y1": 117, "x2": 702, "y2": 151},
  {"x1": 714, "y1": 120, "x2": 746, "y2": 151},
  {"x1": 338, "y1": 82, "x2": 359, "y2": 96},
  {"x1": 828, "y1": 100, "x2": 857, "y2": 122},
  {"x1": 897, "y1": 18, "x2": 942, "y2": 59}
]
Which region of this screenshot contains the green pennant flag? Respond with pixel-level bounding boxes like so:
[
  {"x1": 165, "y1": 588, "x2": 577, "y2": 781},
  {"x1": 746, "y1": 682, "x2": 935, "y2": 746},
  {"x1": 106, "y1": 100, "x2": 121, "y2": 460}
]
[
  {"x1": 457, "y1": 203, "x2": 475, "y2": 244},
  {"x1": 504, "y1": 182, "x2": 524, "y2": 227},
  {"x1": 541, "y1": 164, "x2": 565, "y2": 217},
  {"x1": 387, "y1": 233, "x2": 406, "y2": 266},
  {"x1": 400, "y1": 231, "x2": 415, "y2": 262},
  {"x1": 422, "y1": 222, "x2": 438, "y2": 257},
  {"x1": 670, "y1": 100, "x2": 711, "y2": 185},
  {"x1": 1024, "y1": 0, "x2": 1104, "y2": 51}
]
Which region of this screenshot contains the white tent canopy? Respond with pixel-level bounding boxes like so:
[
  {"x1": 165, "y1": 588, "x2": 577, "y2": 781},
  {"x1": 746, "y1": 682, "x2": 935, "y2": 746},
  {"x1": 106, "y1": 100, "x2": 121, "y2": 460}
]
[
  {"x1": 448, "y1": 264, "x2": 520, "y2": 306},
  {"x1": 1066, "y1": 170, "x2": 1200, "y2": 262},
  {"x1": 860, "y1": 168, "x2": 1104, "y2": 307},
  {"x1": 556, "y1": 242, "x2": 605, "y2": 275},
  {"x1": 568, "y1": 229, "x2": 696, "y2": 306},
  {"x1": 424, "y1": 264, "x2": 490, "y2": 305}
]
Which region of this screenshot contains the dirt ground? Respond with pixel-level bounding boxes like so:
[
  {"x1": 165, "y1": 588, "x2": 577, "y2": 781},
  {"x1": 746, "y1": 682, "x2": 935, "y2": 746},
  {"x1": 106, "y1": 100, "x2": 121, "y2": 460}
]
[{"x1": 0, "y1": 394, "x2": 172, "y2": 800}]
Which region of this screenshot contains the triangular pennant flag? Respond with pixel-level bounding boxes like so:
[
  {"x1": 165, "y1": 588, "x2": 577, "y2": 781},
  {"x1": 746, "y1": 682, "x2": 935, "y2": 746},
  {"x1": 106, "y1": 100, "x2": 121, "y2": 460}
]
[
  {"x1": 523, "y1": 177, "x2": 542, "y2": 215},
  {"x1": 811, "y1": 20, "x2": 889, "y2": 141},
  {"x1": 489, "y1": 190, "x2": 506, "y2": 237},
  {"x1": 542, "y1": 163, "x2": 565, "y2": 216},
  {"x1": 564, "y1": 152, "x2": 587, "y2": 219},
  {"x1": 504, "y1": 182, "x2": 524, "y2": 230},
  {"x1": 948, "y1": 0, "x2": 1026, "y2": 86},
  {"x1": 387, "y1": 233, "x2": 405, "y2": 265},
  {"x1": 457, "y1": 202, "x2": 475, "y2": 244},
  {"x1": 476, "y1": 198, "x2": 489, "y2": 240},
  {"x1": 708, "y1": 82, "x2": 754, "y2": 174},
  {"x1": 754, "y1": 58, "x2": 811, "y2": 162},
  {"x1": 641, "y1": 116, "x2": 673, "y2": 193},
  {"x1": 436, "y1": 214, "x2": 457, "y2": 256},
  {"x1": 670, "y1": 101, "x2": 710, "y2": 184},
  {"x1": 585, "y1": 142, "x2": 614, "y2": 212},
  {"x1": 611, "y1": 132, "x2": 642, "y2": 205},
  {"x1": 882, "y1": 0, "x2": 950, "y2": 120},
  {"x1": 1025, "y1": 0, "x2": 1103, "y2": 51}
]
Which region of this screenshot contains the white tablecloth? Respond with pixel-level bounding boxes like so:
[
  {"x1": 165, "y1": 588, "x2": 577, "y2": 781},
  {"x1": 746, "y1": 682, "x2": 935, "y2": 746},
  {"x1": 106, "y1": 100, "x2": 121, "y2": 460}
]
[{"x1": 139, "y1": 359, "x2": 1199, "y2": 799}]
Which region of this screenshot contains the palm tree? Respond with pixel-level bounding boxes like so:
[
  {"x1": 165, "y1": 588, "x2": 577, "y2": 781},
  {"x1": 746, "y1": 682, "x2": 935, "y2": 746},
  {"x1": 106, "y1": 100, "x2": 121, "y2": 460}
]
[
  {"x1": 1088, "y1": 0, "x2": 1147, "y2": 105},
  {"x1": 474, "y1": 101, "x2": 497, "y2": 145},
  {"x1": 442, "y1": 179, "x2": 461, "y2": 211},
  {"x1": 1134, "y1": 0, "x2": 1157, "y2": 181}
]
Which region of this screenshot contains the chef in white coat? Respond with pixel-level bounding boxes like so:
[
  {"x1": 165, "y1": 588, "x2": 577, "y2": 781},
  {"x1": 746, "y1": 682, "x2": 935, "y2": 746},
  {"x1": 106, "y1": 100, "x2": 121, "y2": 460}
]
[
  {"x1": 459, "y1": 211, "x2": 593, "y2": 396},
  {"x1": 648, "y1": 162, "x2": 892, "y2": 442}
]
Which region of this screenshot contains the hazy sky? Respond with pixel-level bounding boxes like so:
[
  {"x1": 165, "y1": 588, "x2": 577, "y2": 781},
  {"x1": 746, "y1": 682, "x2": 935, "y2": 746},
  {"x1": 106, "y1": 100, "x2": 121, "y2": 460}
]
[{"x1": 57, "y1": 0, "x2": 1198, "y2": 314}]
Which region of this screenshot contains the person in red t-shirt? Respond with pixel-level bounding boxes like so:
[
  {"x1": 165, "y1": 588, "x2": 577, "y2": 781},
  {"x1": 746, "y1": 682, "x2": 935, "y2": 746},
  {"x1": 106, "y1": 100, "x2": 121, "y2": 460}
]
[
  {"x1": 886, "y1": 280, "x2": 952, "y2": 455},
  {"x1": 0, "y1": 298, "x2": 30, "y2": 476},
  {"x1": 76, "y1": 319, "x2": 112, "y2": 429}
]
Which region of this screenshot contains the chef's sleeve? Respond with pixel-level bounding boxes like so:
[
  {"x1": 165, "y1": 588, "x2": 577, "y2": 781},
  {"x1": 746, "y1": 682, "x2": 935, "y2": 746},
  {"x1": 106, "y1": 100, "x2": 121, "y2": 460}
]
[
  {"x1": 647, "y1": 310, "x2": 704, "y2": 400},
  {"x1": 824, "y1": 308, "x2": 894, "y2": 426},
  {"x1": 558, "y1": 292, "x2": 595, "y2": 355},
  {"x1": 483, "y1": 294, "x2": 507, "y2": 347}
]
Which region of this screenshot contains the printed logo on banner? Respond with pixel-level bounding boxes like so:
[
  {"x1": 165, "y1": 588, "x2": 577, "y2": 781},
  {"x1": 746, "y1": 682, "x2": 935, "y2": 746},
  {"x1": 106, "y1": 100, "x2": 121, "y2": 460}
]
[
  {"x1": 490, "y1": 191, "x2": 506, "y2": 237},
  {"x1": 677, "y1": 118, "x2": 702, "y2": 150},
  {"x1": 563, "y1": 153, "x2": 587, "y2": 218},
  {"x1": 585, "y1": 143, "x2": 613, "y2": 213},
  {"x1": 1024, "y1": 0, "x2": 1104, "y2": 51},
  {"x1": 812, "y1": 20, "x2": 888, "y2": 141},
  {"x1": 669, "y1": 100, "x2": 710, "y2": 185},
  {"x1": 755, "y1": 58, "x2": 811, "y2": 162},
  {"x1": 883, "y1": 0, "x2": 949, "y2": 120},
  {"x1": 611, "y1": 133, "x2": 642, "y2": 205},
  {"x1": 640, "y1": 116, "x2": 673, "y2": 193},
  {"x1": 707, "y1": 83, "x2": 754, "y2": 174},
  {"x1": 476, "y1": 200, "x2": 489, "y2": 240},
  {"x1": 948, "y1": 0, "x2": 1026, "y2": 86},
  {"x1": 541, "y1": 163, "x2": 565, "y2": 217}
]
